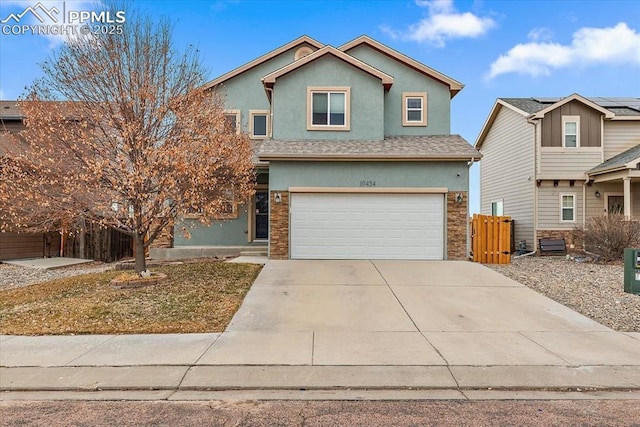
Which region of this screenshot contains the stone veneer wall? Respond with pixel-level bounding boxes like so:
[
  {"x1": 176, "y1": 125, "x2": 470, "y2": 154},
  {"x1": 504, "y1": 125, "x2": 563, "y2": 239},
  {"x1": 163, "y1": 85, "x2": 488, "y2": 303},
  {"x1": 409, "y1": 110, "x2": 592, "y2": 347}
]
[
  {"x1": 447, "y1": 192, "x2": 468, "y2": 260},
  {"x1": 536, "y1": 229, "x2": 583, "y2": 254},
  {"x1": 269, "y1": 191, "x2": 290, "y2": 259}
]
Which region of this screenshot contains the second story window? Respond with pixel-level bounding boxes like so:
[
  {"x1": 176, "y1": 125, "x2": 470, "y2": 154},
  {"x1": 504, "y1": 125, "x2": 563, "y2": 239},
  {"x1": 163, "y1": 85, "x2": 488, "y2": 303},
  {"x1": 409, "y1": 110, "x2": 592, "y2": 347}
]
[
  {"x1": 562, "y1": 116, "x2": 579, "y2": 148},
  {"x1": 250, "y1": 110, "x2": 270, "y2": 139},
  {"x1": 224, "y1": 110, "x2": 240, "y2": 134},
  {"x1": 307, "y1": 87, "x2": 350, "y2": 131},
  {"x1": 402, "y1": 92, "x2": 427, "y2": 126}
]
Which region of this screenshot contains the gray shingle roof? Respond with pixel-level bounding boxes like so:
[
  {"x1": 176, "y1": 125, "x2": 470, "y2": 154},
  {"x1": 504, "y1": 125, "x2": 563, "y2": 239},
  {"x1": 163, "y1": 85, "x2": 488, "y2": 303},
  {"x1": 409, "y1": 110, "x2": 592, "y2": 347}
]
[
  {"x1": 0, "y1": 101, "x2": 22, "y2": 119},
  {"x1": 499, "y1": 98, "x2": 549, "y2": 114},
  {"x1": 499, "y1": 97, "x2": 640, "y2": 116},
  {"x1": 589, "y1": 144, "x2": 640, "y2": 174},
  {"x1": 258, "y1": 135, "x2": 480, "y2": 161}
]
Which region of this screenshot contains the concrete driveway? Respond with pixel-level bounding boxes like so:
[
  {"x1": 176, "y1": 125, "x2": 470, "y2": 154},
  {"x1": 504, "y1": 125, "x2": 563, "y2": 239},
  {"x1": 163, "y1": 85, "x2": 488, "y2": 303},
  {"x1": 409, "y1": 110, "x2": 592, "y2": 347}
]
[
  {"x1": 212, "y1": 260, "x2": 640, "y2": 367},
  {"x1": 3, "y1": 259, "x2": 640, "y2": 393}
]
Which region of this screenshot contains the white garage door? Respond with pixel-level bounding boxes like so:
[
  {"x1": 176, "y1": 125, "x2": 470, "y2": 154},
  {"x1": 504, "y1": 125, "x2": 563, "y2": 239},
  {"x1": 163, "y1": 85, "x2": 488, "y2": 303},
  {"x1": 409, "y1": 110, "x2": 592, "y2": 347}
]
[{"x1": 290, "y1": 192, "x2": 444, "y2": 260}]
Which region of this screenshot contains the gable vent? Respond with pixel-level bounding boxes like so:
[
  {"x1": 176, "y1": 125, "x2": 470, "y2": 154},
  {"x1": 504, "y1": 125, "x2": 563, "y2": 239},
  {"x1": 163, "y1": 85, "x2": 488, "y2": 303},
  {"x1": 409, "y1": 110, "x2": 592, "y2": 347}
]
[{"x1": 294, "y1": 46, "x2": 314, "y2": 61}]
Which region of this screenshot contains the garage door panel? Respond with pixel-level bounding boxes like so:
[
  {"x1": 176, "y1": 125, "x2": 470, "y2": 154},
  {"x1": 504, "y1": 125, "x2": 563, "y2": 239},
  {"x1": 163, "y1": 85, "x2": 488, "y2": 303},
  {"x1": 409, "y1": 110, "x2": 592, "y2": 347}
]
[{"x1": 290, "y1": 193, "x2": 444, "y2": 260}]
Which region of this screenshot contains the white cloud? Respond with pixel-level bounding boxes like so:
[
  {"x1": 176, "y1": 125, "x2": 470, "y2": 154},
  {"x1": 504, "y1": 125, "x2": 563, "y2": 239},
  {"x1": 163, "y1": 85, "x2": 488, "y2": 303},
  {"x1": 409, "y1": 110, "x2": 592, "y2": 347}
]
[
  {"x1": 381, "y1": 0, "x2": 495, "y2": 47},
  {"x1": 0, "y1": 88, "x2": 5, "y2": 100},
  {"x1": 488, "y1": 23, "x2": 640, "y2": 79},
  {"x1": 527, "y1": 27, "x2": 553, "y2": 42}
]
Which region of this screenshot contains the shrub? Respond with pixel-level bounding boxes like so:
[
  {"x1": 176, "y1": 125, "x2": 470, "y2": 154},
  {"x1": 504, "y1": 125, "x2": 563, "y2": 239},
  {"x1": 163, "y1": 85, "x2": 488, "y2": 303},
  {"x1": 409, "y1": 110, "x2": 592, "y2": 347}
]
[{"x1": 577, "y1": 214, "x2": 640, "y2": 261}]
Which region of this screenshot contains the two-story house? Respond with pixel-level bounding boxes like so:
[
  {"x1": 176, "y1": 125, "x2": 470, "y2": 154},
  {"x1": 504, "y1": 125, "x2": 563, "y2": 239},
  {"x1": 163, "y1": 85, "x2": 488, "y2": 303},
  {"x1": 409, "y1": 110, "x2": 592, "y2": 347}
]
[
  {"x1": 154, "y1": 35, "x2": 479, "y2": 261},
  {"x1": 475, "y1": 94, "x2": 640, "y2": 252}
]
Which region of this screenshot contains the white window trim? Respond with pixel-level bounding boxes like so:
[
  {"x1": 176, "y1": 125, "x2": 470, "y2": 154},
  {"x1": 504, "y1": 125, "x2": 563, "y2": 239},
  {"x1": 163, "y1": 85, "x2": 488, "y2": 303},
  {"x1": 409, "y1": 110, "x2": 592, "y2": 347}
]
[
  {"x1": 223, "y1": 109, "x2": 241, "y2": 134},
  {"x1": 491, "y1": 200, "x2": 504, "y2": 216},
  {"x1": 402, "y1": 92, "x2": 427, "y2": 127},
  {"x1": 249, "y1": 110, "x2": 270, "y2": 139},
  {"x1": 562, "y1": 115, "x2": 580, "y2": 148},
  {"x1": 560, "y1": 193, "x2": 576, "y2": 223},
  {"x1": 306, "y1": 86, "x2": 351, "y2": 131}
]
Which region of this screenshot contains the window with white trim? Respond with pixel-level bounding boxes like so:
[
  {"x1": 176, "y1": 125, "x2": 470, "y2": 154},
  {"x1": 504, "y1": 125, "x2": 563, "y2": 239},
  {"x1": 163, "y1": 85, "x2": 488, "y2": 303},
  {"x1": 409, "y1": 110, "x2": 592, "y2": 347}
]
[
  {"x1": 402, "y1": 92, "x2": 427, "y2": 126},
  {"x1": 223, "y1": 110, "x2": 240, "y2": 134},
  {"x1": 562, "y1": 116, "x2": 579, "y2": 148},
  {"x1": 249, "y1": 110, "x2": 270, "y2": 139},
  {"x1": 307, "y1": 87, "x2": 350, "y2": 130},
  {"x1": 183, "y1": 188, "x2": 238, "y2": 220},
  {"x1": 560, "y1": 193, "x2": 576, "y2": 222},
  {"x1": 491, "y1": 200, "x2": 504, "y2": 216}
]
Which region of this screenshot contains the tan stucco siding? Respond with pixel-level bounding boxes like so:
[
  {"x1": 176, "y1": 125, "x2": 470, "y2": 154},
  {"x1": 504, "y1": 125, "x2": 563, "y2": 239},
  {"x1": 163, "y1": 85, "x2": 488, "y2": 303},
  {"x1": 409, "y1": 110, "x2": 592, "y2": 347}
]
[
  {"x1": 537, "y1": 182, "x2": 583, "y2": 229},
  {"x1": 479, "y1": 105, "x2": 535, "y2": 246},
  {"x1": 541, "y1": 100, "x2": 602, "y2": 148},
  {"x1": 603, "y1": 121, "x2": 640, "y2": 161},
  {"x1": 538, "y1": 148, "x2": 602, "y2": 179}
]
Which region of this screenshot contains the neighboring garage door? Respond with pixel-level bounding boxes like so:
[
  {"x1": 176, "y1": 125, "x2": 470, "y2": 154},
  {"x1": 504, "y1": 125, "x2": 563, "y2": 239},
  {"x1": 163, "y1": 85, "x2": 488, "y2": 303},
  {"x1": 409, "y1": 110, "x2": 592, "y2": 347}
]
[{"x1": 290, "y1": 192, "x2": 444, "y2": 260}]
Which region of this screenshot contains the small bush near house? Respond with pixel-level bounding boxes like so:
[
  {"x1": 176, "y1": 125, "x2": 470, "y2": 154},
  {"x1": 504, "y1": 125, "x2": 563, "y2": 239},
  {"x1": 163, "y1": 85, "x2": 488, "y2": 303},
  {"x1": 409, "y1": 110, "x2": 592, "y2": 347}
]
[{"x1": 577, "y1": 214, "x2": 640, "y2": 261}]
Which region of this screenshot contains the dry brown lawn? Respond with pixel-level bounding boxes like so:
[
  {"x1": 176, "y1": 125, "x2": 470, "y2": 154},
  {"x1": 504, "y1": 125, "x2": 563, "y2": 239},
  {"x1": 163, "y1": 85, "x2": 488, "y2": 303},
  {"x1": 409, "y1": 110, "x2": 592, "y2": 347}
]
[{"x1": 0, "y1": 261, "x2": 261, "y2": 335}]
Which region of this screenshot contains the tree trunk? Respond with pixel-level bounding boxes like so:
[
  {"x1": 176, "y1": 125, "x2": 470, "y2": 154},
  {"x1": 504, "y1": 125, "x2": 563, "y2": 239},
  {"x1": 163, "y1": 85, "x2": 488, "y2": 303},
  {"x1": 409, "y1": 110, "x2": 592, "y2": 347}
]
[{"x1": 134, "y1": 232, "x2": 146, "y2": 274}]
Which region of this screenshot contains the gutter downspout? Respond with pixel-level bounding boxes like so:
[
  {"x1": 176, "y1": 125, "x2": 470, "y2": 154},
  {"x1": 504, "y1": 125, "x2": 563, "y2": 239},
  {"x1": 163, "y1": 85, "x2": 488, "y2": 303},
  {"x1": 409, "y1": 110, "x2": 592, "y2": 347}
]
[
  {"x1": 582, "y1": 178, "x2": 588, "y2": 230},
  {"x1": 265, "y1": 87, "x2": 274, "y2": 138},
  {"x1": 526, "y1": 115, "x2": 539, "y2": 255},
  {"x1": 468, "y1": 157, "x2": 476, "y2": 259}
]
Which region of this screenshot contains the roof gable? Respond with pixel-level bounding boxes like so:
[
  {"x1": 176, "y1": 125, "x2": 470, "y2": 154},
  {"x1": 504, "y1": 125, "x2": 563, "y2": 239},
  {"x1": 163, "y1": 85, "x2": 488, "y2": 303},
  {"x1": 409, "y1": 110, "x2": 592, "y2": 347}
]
[
  {"x1": 262, "y1": 45, "x2": 394, "y2": 90},
  {"x1": 530, "y1": 93, "x2": 614, "y2": 119},
  {"x1": 339, "y1": 35, "x2": 463, "y2": 98},
  {"x1": 475, "y1": 99, "x2": 530, "y2": 149},
  {"x1": 202, "y1": 35, "x2": 323, "y2": 90}
]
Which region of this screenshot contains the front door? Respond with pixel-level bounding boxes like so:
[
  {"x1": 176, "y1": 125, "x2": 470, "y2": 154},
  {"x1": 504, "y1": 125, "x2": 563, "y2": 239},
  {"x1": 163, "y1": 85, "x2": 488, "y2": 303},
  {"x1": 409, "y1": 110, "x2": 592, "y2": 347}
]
[
  {"x1": 254, "y1": 191, "x2": 269, "y2": 240},
  {"x1": 607, "y1": 195, "x2": 624, "y2": 214}
]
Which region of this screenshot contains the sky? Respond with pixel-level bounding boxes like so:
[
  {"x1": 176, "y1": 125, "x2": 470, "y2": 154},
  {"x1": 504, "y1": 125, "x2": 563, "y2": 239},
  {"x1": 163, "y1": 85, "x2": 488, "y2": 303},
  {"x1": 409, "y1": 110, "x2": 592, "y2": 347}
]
[{"x1": 1, "y1": 0, "x2": 639, "y2": 213}]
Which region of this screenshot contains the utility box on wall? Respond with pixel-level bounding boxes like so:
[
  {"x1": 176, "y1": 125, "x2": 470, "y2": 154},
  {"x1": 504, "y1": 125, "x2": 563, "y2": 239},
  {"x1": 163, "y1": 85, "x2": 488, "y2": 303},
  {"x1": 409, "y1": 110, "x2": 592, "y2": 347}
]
[{"x1": 624, "y1": 248, "x2": 640, "y2": 295}]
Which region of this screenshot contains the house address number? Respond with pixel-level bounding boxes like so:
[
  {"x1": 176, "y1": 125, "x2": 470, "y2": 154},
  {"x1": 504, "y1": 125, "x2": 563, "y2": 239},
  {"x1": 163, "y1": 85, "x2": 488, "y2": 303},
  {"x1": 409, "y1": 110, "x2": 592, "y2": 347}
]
[{"x1": 359, "y1": 180, "x2": 376, "y2": 187}]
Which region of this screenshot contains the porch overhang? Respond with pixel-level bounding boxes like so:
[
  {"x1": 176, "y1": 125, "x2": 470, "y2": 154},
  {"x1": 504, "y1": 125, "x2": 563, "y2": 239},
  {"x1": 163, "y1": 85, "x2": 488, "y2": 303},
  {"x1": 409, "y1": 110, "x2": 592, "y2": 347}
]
[
  {"x1": 589, "y1": 168, "x2": 640, "y2": 183},
  {"x1": 587, "y1": 168, "x2": 639, "y2": 219}
]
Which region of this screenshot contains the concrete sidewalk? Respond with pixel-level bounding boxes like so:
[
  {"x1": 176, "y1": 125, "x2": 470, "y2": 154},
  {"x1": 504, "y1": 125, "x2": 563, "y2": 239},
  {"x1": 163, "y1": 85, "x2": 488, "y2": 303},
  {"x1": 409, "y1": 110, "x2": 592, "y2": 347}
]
[{"x1": 1, "y1": 260, "x2": 640, "y2": 397}]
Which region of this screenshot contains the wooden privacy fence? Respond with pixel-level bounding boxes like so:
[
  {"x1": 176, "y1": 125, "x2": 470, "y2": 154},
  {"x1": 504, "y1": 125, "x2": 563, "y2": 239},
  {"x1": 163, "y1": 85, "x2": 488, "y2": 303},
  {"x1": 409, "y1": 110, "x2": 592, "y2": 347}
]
[
  {"x1": 470, "y1": 214, "x2": 511, "y2": 264},
  {"x1": 62, "y1": 224, "x2": 133, "y2": 262}
]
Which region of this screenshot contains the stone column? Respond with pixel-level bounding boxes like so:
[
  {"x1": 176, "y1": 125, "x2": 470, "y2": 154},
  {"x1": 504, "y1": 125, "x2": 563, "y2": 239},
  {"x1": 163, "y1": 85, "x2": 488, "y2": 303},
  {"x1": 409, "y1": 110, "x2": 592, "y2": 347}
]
[
  {"x1": 447, "y1": 192, "x2": 468, "y2": 260},
  {"x1": 269, "y1": 191, "x2": 289, "y2": 259}
]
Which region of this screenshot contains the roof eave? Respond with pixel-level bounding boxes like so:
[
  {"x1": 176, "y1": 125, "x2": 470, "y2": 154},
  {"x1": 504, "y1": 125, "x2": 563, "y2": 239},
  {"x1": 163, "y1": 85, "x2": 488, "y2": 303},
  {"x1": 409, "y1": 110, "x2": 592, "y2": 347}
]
[
  {"x1": 258, "y1": 154, "x2": 480, "y2": 162},
  {"x1": 610, "y1": 115, "x2": 640, "y2": 121},
  {"x1": 588, "y1": 165, "x2": 628, "y2": 176},
  {"x1": 531, "y1": 93, "x2": 615, "y2": 119},
  {"x1": 339, "y1": 35, "x2": 464, "y2": 98},
  {"x1": 475, "y1": 99, "x2": 531, "y2": 149},
  {"x1": 261, "y1": 46, "x2": 394, "y2": 89},
  {"x1": 202, "y1": 35, "x2": 324, "y2": 90}
]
